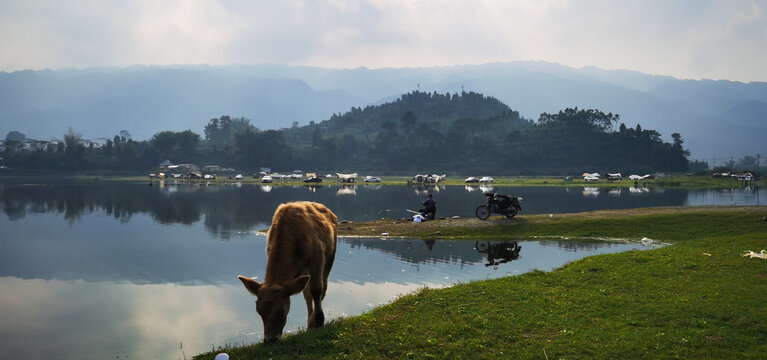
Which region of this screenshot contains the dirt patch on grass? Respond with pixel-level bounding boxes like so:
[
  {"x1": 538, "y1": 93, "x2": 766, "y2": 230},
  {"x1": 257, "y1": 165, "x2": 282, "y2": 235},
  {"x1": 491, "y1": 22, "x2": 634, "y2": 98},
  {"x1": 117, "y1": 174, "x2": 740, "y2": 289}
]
[{"x1": 337, "y1": 216, "x2": 500, "y2": 237}]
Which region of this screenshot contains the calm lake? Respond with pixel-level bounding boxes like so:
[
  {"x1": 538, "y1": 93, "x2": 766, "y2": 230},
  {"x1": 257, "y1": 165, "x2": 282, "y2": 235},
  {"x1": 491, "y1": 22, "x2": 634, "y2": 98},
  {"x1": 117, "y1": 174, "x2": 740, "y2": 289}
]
[{"x1": 0, "y1": 181, "x2": 760, "y2": 359}]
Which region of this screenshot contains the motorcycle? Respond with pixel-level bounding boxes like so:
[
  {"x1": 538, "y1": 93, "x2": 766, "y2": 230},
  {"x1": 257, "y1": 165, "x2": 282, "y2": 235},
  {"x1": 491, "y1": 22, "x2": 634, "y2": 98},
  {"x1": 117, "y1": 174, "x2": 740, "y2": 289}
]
[{"x1": 475, "y1": 191, "x2": 522, "y2": 220}]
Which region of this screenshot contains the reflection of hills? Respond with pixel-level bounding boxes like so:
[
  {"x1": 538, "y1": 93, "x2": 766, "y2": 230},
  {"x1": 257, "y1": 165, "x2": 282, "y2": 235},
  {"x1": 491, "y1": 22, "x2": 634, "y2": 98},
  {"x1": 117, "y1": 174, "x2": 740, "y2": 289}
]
[
  {"x1": 0, "y1": 182, "x2": 705, "y2": 240},
  {"x1": 341, "y1": 237, "x2": 484, "y2": 265},
  {"x1": 0, "y1": 182, "x2": 273, "y2": 238},
  {"x1": 0, "y1": 182, "x2": 437, "y2": 237}
]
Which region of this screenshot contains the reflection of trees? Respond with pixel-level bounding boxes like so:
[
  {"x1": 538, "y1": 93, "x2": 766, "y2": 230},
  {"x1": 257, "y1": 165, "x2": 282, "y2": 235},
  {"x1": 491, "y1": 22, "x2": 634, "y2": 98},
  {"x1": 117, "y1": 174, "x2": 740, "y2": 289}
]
[
  {"x1": 1, "y1": 183, "x2": 697, "y2": 239},
  {"x1": 341, "y1": 237, "x2": 484, "y2": 265},
  {"x1": 0, "y1": 183, "x2": 273, "y2": 238},
  {"x1": 1, "y1": 183, "x2": 429, "y2": 238}
]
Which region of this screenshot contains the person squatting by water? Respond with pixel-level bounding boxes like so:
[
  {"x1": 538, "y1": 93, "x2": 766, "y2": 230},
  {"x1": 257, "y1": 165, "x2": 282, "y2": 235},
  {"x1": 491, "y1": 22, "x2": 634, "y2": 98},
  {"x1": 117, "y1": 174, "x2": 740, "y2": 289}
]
[{"x1": 420, "y1": 193, "x2": 436, "y2": 220}]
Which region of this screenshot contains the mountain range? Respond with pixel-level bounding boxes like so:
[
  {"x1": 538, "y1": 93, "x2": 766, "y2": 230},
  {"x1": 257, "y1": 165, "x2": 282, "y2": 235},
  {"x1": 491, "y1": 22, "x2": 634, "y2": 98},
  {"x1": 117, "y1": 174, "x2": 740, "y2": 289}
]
[{"x1": 1, "y1": 61, "x2": 765, "y2": 159}]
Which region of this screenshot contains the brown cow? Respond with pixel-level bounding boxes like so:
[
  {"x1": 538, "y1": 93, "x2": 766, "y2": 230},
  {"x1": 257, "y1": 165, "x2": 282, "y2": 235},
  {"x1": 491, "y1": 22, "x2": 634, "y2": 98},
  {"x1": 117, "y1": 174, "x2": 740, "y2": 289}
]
[{"x1": 238, "y1": 201, "x2": 338, "y2": 342}]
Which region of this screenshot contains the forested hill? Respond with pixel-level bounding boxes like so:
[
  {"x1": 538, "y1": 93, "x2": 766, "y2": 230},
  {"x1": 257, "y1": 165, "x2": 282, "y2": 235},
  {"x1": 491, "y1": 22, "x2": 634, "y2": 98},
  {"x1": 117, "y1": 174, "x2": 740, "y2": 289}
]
[
  {"x1": 280, "y1": 91, "x2": 689, "y2": 174},
  {"x1": 1, "y1": 90, "x2": 690, "y2": 175},
  {"x1": 284, "y1": 90, "x2": 530, "y2": 145}
]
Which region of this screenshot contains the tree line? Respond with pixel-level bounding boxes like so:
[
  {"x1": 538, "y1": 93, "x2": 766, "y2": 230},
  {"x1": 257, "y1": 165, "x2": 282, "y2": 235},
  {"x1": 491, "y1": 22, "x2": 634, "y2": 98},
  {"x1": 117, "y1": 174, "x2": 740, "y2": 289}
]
[{"x1": 2, "y1": 91, "x2": 695, "y2": 175}]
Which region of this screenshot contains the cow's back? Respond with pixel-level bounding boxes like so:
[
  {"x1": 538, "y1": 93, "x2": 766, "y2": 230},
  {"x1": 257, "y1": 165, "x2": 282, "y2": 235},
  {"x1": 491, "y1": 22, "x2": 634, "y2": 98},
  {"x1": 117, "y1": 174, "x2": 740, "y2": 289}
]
[{"x1": 264, "y1": 202, "x2": 337, "y2": 281}]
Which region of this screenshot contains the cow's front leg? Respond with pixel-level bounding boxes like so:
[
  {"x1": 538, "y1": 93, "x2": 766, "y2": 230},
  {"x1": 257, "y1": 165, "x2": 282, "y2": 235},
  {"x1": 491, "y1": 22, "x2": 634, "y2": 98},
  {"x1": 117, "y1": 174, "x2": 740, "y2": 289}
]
[
  {"x1": 307, "y1": 279, "x2": 325, "y2": 328},
  {"x1": 302, "y1": 285, "x2": 314, "y2": 326}
]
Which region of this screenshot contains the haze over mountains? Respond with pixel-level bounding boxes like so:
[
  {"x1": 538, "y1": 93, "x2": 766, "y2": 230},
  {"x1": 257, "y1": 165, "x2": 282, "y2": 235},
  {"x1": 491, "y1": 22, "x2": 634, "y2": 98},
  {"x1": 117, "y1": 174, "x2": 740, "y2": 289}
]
[{"x1": 1, "y1": 61, "x2": 765, "y2": 159}]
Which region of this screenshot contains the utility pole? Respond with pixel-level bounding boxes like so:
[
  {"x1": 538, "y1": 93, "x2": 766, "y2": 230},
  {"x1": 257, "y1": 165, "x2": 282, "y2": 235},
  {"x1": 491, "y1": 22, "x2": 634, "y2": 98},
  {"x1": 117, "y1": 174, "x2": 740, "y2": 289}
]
[{"x1": 756, "y1": 154, "x2": 761, "y2": 207}]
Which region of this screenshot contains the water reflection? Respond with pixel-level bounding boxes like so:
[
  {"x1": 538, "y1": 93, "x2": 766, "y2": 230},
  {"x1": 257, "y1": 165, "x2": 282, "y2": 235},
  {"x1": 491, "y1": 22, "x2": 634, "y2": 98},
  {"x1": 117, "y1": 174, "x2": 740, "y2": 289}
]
[
  {"x1": 0, "y1": 182, "x2": 760, "y2": 237},
  {"x1": 475, "y1": 241, "x2": 522, "y2": 267},
  {"x1": 583, "y1": 187, "x2": 600, "y2": 197},
  {"x1": 479, "y1": 185, "x2": 495, "y2": 193},
  {"x1": 411, "y1": 184, "x2": 444, "y2": 196},
  {"x1": 336, "y1": 185, "x2": 356, "y2": 195},
  {"x1": 0, "y1": 233, "x2": 656, "y2": 359},
  {"x1": 0, "y1": 277, "x2": 249, "y2": 360}
]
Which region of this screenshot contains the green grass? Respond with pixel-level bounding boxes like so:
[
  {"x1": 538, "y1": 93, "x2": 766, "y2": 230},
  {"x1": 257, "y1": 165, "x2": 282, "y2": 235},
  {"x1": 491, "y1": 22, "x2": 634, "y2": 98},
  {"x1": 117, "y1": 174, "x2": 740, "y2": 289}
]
[{"x1": 195, "y1": 207, "x2": 767, "y2": 359}]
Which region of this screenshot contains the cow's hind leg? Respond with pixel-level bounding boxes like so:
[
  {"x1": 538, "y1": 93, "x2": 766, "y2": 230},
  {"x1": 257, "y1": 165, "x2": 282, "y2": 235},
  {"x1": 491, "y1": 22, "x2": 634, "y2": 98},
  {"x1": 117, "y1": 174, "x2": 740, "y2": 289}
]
[{"x1": 321, "y1": 251, "x2": 336, "y2": 301}]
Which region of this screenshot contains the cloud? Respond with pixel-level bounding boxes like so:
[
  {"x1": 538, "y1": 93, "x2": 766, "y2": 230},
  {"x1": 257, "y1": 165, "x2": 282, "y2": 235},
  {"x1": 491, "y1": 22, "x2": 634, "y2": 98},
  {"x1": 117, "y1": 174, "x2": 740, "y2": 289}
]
[{"x1": 0, "y1": 0, "x2": 765, "y2": 81}]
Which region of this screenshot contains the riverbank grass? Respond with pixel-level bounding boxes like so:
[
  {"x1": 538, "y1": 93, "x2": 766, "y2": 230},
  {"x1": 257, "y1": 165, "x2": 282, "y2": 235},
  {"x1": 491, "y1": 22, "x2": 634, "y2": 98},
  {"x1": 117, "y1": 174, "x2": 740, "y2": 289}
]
[
  {"x1": 196, "y1": 207, "x2": 767, "y2": 359},
  {"x1": 2, "y1": 174, "x2": 761, "y2": 188}
]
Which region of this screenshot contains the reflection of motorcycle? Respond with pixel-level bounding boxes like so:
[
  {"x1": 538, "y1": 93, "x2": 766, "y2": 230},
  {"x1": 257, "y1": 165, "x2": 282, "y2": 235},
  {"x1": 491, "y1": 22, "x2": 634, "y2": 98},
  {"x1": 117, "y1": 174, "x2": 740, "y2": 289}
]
[
  {"x1": 475, "y1": 241, "x2": 522, "y2": 266},
  {"x1": 475, "y1": 192, "x2": 522, "y2": 220}
]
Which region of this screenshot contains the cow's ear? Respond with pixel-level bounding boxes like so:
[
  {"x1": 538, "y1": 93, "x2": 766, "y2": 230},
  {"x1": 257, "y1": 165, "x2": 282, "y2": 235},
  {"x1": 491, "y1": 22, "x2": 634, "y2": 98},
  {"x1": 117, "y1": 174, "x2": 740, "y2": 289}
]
[
  {"x1": 238, "y1": 275, "x2": 262, "y2": 296},
  {"x1": 286, "y1": 275, "x2": 310, "y2": 295}
]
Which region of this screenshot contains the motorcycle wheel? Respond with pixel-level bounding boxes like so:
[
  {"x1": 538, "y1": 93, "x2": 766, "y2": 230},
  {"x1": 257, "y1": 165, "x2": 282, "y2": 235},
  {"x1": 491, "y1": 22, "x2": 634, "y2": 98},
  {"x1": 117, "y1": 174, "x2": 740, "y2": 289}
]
[
  {"x1": 504, "y1": 207, "x2": 519, "y2": 219},
  {"x1": 475, "y1": 205, "x2": 491, "y2": 220}
]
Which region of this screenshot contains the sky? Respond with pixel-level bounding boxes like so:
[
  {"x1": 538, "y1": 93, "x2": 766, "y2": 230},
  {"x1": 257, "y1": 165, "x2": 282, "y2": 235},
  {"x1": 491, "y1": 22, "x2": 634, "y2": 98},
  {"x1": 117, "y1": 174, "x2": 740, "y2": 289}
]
[{"x1": 1, "y1": 0, "x2": 766, "y2": 82}]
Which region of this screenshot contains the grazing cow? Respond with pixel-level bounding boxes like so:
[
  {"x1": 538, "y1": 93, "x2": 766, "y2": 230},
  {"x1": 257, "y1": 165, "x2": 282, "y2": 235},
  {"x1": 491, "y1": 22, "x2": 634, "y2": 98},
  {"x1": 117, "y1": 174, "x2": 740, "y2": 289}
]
[{"x1": 238, "y1": 201, "x2": 338, "y2": 342}]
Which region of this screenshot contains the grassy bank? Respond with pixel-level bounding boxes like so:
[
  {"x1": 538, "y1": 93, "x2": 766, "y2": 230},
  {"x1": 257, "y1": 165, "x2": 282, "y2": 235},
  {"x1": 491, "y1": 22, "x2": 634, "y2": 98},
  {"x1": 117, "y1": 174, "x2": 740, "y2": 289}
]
[
  {"x1": 196, "y1": 206, "x2": 767, "y2": 359},
  {"x1": 113, "y1": 174, "x2": 765, "y2": 188}
]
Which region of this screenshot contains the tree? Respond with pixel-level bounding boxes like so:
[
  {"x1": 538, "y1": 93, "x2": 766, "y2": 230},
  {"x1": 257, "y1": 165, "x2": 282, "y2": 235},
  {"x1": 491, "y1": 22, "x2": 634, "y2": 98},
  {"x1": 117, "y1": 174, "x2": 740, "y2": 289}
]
[
  {"x1": 537, "y1": 107, "x2": 619, "y2": 133},
  {"x1": 233, "y1": 129, "x2": 289, "y2": 169},
  {"x1": 150, "y1": 131, "x2": 177, "y2": 156},
  {"x1": 6, "y1": 131, "x2": 26, "y2": 141},
  {"x1": 399, "y1": 110, "x2": 417, "y2": 128},
  {"x1": 149, "y1": 130, "x2": 201, "y2": 163},
  {"x1": 62, "y1": 128, "x2": 86, "y2": 168},
  {"x1": 370, "y1": 120, "x2": 404, "y2": 167},
  {"x1": 671, "y1": 133, "x2": 689, "y2": 156},
  {"x1": 174, "y1": 130, "x2": 201, "y2": 159},
  {"x1": 64, "y1": 128, "x2": 81, "y2": 152},
  {"x1": 205, "y1": 116, "x2": 255, "y2": 148},
  {"x1": 735, "y1": 156, "x2": 758, "y2": 171}
]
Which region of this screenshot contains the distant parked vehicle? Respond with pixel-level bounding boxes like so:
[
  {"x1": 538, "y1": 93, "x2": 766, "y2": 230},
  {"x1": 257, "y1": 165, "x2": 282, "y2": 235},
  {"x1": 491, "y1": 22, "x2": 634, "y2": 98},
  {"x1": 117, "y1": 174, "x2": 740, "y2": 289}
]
[
  {"x1": 584, "y1": 176, "x2": 600, "y2": 182},
  {"x1": 261, "y1": 175, "x2": 273, "y2": 183},
  {"x1": 479, "y1": 176, "x2": 494, "y2": 183},
  {"x1": 364, "y1": 176, "x2": 383, "y2": 183},
  {"x1": 304, "y1": 177, "x2": 322, "y2": 183},
  {"x1": 465, "y1": 176, "x2": 479, "y2": 183}
]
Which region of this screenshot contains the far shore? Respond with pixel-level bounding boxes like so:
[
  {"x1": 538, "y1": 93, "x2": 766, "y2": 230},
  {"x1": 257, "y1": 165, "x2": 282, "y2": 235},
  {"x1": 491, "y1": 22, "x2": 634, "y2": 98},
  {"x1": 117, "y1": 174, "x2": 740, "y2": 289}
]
[{"x1": 0, "y1": 173, "x2": 762, "y2": 189}]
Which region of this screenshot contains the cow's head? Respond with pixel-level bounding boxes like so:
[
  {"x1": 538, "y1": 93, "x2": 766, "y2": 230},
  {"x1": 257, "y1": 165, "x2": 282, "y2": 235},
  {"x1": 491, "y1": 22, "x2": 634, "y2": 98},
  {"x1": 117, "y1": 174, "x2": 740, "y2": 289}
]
[{"x1": 237, "y1": 275, "x2": 310, "y2": 342}]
